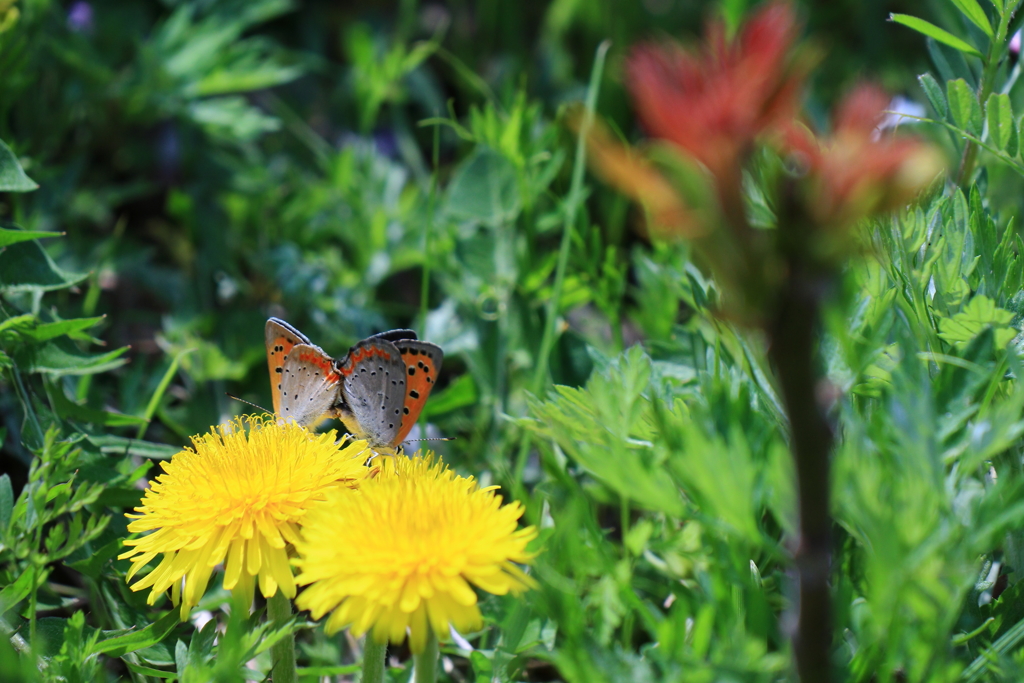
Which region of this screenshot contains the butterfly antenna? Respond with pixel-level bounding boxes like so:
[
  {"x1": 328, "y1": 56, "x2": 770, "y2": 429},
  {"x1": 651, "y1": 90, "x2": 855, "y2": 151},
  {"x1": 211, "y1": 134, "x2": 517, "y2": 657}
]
[
  {"x1": 225, "y1": 394, "x2": 274, "y2": 418},
  {"x1": 403, "y1": 436, "x2": 456, "y2": 443}
]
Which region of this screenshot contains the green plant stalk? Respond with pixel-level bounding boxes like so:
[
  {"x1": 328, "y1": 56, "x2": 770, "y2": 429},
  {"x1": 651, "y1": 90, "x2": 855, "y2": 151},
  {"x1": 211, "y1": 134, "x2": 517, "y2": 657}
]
[
  {"x1": 957, "y1": 5, "x2": 1014, "y2": 184},
  {"x1": 413, "y1": 629, "x2": 439, "y2": 683},
  {"x1": 515, "y1": 41, "x2": 610, "y2": 489},
  {"x1": 529, "y1": 40, "x2": 610, "y2": 395},
  {"x1": 267, "y1": 591, "x2": 297, "y2": 683},
  {"x1": 28, "y1": 562, "x2": 38, "y2": 662},
  {"x1": 362, "y1": 636, "x2": 388, "y2": 683},
  {"x1": 897, "y1": 112, "x2": 1024, "y2": 176},
  {"x1": 136, "y1": 350, "x2": 190, "y2": 440}
]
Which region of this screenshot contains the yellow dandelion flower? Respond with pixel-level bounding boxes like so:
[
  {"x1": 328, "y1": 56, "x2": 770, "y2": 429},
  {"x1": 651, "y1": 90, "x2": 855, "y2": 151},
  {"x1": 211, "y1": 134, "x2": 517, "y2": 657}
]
[
  {"x1": 119, "y1": 415, "x2": 371, "y2": 619},
  {"x1": 294, "y1": 454, "x2": 539, "y2": 653}
]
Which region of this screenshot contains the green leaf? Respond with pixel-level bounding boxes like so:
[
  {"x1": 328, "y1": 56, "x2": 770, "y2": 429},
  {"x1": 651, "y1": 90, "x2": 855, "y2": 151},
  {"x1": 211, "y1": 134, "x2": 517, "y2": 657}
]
[
  {"x1": 0, "y1": 226, "x2": 61, "y2": 247},
  {"x1": 188, "y1": 97, "x2": 282, "y2": 143},
  {"x1": 124, "y1": 663, "x2": 178, "y2": 680},
  {"x1": 421, "y1": 373, "x2": 477, "y2": 419},
  {"x1": 67, "y1": 537, "x2": 125, "y2": 580},
  {"x1": 1009, "y1": 113, "x2": 1020, "y2": 158},
  {"x1": 86, "y1": 435, "x2": 182, "y2": 460},
  {"x1": 890, "y1": 14, "x2": 984, "y2": 58},
  {"x1": 0, "y1": 474, "x2": 11, "y2": 540},
  {"x1": 938, "y1": 295, "x2": 1016, "y2": 347},
  {"x1": 962, "y1": 616, "x2": 1024, "y2": 682},
  {"x1": 47, "y1": 382, "x2": 148, "y2": 427},
  {"x1": 918, "y1": 73, "x2": 948, "y2": 118},
  {"x1": 522, "y1": 346, "x2": 686, "y2": 516},
  {"x1": 90, "y1": 610, "x2": 180, "y2": 657},
  {"x1": 444, "y1": 147, "x2": 521, "y2": 227},
  {"x1": 0, "y1": 241, "x2": 88, "y2": 293},
  {"x1": 948, "y1": 78, "x2": 984, "y2": 137},
  {"x1": 297, "y1": 666, "x2": 361, "y2": 677},
  {"x1": 17, "y1": 339, "x2": 129, "y2": 376},
  {"x1": 26, "y1": 316, "x2": 105, "y2": 343},
  {"x1": 0, "y1": 570, "x2": 35, "y2": 617},
  {"x1": 0, "y1": 138, "x2": 38, "y2": 192},
  {"x1": 949, "y1": 0, "x2": 994, "y2": 37},
  {"x1": 986, "y1": 92, "x2": 1015, "y2": 151}
]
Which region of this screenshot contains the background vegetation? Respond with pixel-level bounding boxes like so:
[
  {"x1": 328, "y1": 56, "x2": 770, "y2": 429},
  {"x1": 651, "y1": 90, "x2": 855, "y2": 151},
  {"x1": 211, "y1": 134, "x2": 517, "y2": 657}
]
[{"x1": 5, "y1": 0, "x2": 1024, "y2": 681}]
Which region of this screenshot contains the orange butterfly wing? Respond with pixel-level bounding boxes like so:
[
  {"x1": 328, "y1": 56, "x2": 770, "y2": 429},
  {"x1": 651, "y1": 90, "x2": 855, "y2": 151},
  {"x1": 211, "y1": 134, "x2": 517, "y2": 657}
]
[
  {"x1": 265, "y1": 318, "x2": 312, "y2": 415},
  {"x1": 392, "y1": 340, "x2": 443, "y2": 445}
]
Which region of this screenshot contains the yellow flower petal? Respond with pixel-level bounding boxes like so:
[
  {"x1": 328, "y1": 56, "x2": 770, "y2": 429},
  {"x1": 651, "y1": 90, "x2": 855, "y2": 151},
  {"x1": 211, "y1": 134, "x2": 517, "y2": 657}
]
[
  {"x1": 294, "y1": 453, "x2": 538, "y2": 653},
  {"x1": 120, "y1": 415, "x2": 370, "y2": 619}
]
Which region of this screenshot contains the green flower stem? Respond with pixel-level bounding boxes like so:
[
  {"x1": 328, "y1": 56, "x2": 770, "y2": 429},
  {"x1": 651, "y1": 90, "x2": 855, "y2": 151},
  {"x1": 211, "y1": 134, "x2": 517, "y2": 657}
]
[
  {"x1": 362, "y1": 637, "x2": 388, "y2": 683},
  {"x1": 267, "y1": 591, "x2": 297, "y2": 683},
  {"x1": 413, "y1": 629, "x2": 440, "y2": 683}
]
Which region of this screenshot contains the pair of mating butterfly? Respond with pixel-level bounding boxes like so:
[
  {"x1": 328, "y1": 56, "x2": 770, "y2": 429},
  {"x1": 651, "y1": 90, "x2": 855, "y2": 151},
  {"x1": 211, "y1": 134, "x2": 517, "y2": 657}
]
[{"x1": 265, "y1": 318, "x2": 442, "y2": 450}]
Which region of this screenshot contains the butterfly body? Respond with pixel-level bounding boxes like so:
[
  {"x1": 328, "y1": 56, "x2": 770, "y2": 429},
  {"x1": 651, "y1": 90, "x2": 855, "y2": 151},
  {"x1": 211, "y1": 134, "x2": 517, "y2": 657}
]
[{"x1": 264, "y1": 318, "x2": 443, "y2": 449}]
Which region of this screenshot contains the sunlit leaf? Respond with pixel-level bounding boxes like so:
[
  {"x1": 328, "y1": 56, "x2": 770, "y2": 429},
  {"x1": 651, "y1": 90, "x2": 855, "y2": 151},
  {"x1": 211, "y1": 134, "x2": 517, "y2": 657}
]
[
  {"x1": 948, "y1": 0, "x2": 994, "y2": 37},
  {"x1": 890, "y1": 14, "x2": 984, "y2": 58},
  {"x1": 938, "y1": 294, "x2": 1016, "y2": 347},
  {"x1": 0, "y1": 226, "x2": 60, "y2": 247},
  {"x1": 918, "y1": 73, "x2": 948, "y2": 119},
  {"x1": 948, "y1": 78, "x2": 984, "y2": 137},
  {"x1": 986, "y1": 92, "x2": 1015, "y2": 152}
]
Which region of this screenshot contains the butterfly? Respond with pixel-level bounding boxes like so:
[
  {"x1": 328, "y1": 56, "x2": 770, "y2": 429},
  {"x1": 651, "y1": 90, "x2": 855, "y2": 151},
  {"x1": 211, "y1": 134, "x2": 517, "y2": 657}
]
[{"x1": 265, "y1": 318, "x2": 443, "y2": 450}]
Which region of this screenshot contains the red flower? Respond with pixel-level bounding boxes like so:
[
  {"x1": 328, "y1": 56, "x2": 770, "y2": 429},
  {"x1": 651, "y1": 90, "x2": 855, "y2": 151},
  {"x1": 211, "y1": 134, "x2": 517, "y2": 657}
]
[
  {"x1": 626, "y1": 2, "x2": 803, "y2": 178},
  {"x1": 783, "y1": 84, "x2": 944, "y2": 228}
]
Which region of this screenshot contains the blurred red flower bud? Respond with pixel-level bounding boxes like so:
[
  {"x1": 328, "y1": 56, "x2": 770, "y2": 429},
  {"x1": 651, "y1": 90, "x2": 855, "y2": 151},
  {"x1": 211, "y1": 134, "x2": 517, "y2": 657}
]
[
  {"x1": 783, "y1": 84, "x2": 944, "y2": 229},
  {"x1": 625, "y1": 2, "x2": 803, "y2": 178}
]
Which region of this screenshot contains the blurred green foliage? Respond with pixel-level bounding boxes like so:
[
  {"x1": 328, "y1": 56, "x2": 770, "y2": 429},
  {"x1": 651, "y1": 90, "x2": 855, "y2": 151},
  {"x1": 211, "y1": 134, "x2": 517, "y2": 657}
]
[{"x1": 8, "y1": 0, "x2": 1024, "y2": 682}]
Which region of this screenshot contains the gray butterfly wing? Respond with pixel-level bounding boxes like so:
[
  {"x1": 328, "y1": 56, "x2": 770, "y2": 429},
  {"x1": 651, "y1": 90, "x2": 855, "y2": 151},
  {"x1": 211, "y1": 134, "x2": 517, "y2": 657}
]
[
  {"x1": 278, "y1": 343, "x2": 343, "y2": 428},
  {"x1": 265, "y1": 318, "x2": 314, "y2": 416},
  {"x1": 336, "y1": 338, "x2": 407, "y2": 448}
]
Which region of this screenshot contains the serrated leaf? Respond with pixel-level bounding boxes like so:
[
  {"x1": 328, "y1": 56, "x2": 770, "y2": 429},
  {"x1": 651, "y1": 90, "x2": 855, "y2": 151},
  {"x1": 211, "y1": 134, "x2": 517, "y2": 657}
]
[
  {"x1": 0, "y1": 138, "x2": 38, "y2": 192},
  {"x1": 948, "y1": 78, "x2": 984, "y2": 136},
  {"x1": 949, "y1": 0, "x2": 994, "y2": 37},
  {"x1": 919, "y1": 73, "x2": 948, "y2": 118},
  {"x1": 0, "y1": 226, "x2": 61, "y2": 247},
  {"x1": 891, "y1": 14, "x2": 984, "y2": 58},
  {"x1": 987, "y1": 92, "x2": 1014, "y2": 150},
  {"x1": 938, "y1": 294, "x2": 1016, "y2": 347},
  {"x1": 0, "y1": 241, "x2": 88, "y2": 293}
]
